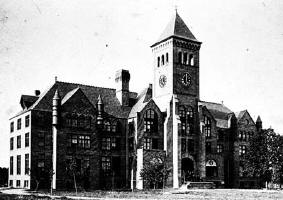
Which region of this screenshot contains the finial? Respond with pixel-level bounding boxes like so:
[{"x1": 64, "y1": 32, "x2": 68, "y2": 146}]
[
  {"x1": 97, "y1": 95, "x2": 103, "y2": 104},
  {"x1": 175, "y1": 5, "x2": 178, "y2": 13},
  {"x1": 55, "y1": 76, "x2": 58, "y2": 82}
]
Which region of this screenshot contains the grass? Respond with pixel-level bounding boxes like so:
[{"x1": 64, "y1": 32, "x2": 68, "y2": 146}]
[{"x1": 1, "y1": 188, "x2": 283, "y2": 199}]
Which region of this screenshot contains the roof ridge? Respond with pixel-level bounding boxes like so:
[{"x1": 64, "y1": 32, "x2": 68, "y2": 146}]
[
  {"x1": 199, "y1": 100, "x2": 223, "y2": 105},
  {"x1": 56, "y1": 80, "x2": 116, "y2": 91}
]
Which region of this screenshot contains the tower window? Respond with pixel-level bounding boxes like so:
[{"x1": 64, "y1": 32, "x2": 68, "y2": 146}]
[
  {"x1": 166, "y1": 53, "x2": 169, "y2": 63},
  {"x1": 183, "y1": 52, "x2": 188, "y2": 64},
  {"x1": 157, "y1": 57, "x2": 160, "y2": 67},
  {"x1": 178, "y1": 52, "x2": 182, "y2": 63},
  {"x1": 189, "y1": 54, "x2": 194, "y2": 66},
  {"x1": 204, "y1": 116, "x2": 211, "y2": 138},
  {"x1": 161, "y1": 55, "x2": 165, "y2": 65}
]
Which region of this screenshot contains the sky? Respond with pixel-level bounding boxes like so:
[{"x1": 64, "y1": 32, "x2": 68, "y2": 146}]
[{"x1": 0, "y1": 0, "x2": 283, "y2": 167}]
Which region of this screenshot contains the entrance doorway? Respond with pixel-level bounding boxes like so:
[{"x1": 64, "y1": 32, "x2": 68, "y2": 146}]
[{"x1": 181, "y1": 158, "x2": 194, "y2": 183}]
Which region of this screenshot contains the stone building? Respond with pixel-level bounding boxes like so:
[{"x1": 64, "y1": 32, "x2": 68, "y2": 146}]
[{"x1": 8, "y1": 12, "x2": 262, "y2": 190}]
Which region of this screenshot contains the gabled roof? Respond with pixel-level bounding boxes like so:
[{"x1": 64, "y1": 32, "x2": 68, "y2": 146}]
[
  {"x1": 28, "y1": 81, "x2": 137, "y2": 118},
  {"x1": 152, "y1": 12, "x2": 200, "y2": 47},
  {"x1": 199, "y1": 101, "x2": 233, "y2": 128},
  {"x1": 235, "y1": 110, "x2": 246, "y2": 120},
  {"x1": 129, "y1": 85, "x2": 152, "y2": 118}
]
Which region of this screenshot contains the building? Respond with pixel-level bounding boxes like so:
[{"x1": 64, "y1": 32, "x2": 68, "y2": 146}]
[{"x1": 8, "y1": 11, "x2": 264, "y2": 190}]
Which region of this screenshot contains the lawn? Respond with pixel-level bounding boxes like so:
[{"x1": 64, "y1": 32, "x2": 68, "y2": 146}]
[{"x1": 1, "y1": 189, "x2": 283, "y2": 199}]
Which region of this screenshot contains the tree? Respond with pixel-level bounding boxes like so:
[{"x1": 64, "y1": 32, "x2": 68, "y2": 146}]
[
  {"x1": 243, "y1": 129, "x2": 283, "y2": 188},
  {"x1": 0, "y1": 167, "x2": 8, "y2": 187},
  {"x1": 140, "y1": 155, "x2": 170, "y2": 189}
]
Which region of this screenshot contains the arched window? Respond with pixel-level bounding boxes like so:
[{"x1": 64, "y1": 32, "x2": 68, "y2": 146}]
[
  {"x1": 104, "y1": 120, "x2": 111, "y2": 132},
  {"x1": 178, "y1": 52, "x2": 182, "y2": 63},
  {"x1": 189, "y1": 54, "x2": 194, "y2": 66},
  {"x1": 161, "y1": 55, "x2": 165, "y2": 65},
  {"x1": 206, "y1": 160, "x2": 218, "y2": 177},
  {"x1": 166, "y1": 53, "x2": 169, "y2": 63},
  {"x1": 157, "y1": 57, "x2": 160, "y2": 67},
  {"x1": 204, "y1": 116, "x2": 211, "y2": 138},
  {"x1": 183, "y1": 52, "x2": 188, "y2": 64},
  {"x1": 143, "y1": 109, "x2": 157, "y2": 133}
]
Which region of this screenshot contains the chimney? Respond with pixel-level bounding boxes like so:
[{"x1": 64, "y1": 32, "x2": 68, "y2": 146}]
[
  {"x1": 115, "y1": 69, "x2": 130, "y2": 106},
  {"x1": 35, "y1": 90, "x2": 41, "y2": 96}
]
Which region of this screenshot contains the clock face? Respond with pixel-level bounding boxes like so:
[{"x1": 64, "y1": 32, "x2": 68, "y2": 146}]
[
  {"x1": 159, "y1": 75, "x2": 167, "y2": 88},
  {"x1": 182, "y1": 73, "x2": 191, "y2": 86}
]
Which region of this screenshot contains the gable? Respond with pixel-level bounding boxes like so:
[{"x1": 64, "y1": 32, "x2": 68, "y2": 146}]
[{"x1": 238, "y1": 110, "x2": 255, "y2": 126}]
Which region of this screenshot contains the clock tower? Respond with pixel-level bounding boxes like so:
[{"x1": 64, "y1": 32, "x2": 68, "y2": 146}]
[
  {"x1": 151, "y1": 11, "x2": 201, "y2": 106},
  {"x1": 151, "y1": 11, "x2": 202, "y2": 188}
]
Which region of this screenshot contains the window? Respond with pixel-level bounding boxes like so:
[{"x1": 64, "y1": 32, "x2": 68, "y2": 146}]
[
  {"x1": 161, "y1": 55, "x2": 164, "y2": 65},
  {"x1": 25, "y1": 154, "x2": 29, "y2": 175},
  {"x1": 239, "y1": 165, "x2": 244, "y2": 177},
  {"x1": 25, "y1": 133, "x2": 29, "y2": 147},
  {"x1": 25, "y1": 115, "x2": 30, "y2": 127},
  {"x1": 206, "y1": 142, "x2": 212, "y2": 153},
  {"x1": 69, "y1": 135, "x2": 90, "y2": 149},
  {"x1": 143, "y1": 138, "x2": 151, "y2": 150},
  {"x1": 84, "y1": 136, "x2": 90, "y2": 149},
  {"x1": 17, "y1": 135, "x2": 21, "y2": 149},
  {"x1": 187, "y1": 107, "x2": 193, "y2": 119},
  {"x1": 16, "y1": 180, "x2": 20, "y2": 187},
  {"x1": 183, "y1": 52, "x2": 188, "y2": 64},
  {"x1": 157, "y1": 57, "x2": 160, "y2": 67},
  {"x1": 179, "y1": 106, "x2": 194, "y2": 136},
  {"x1": 111, "y1": 137, "x2": 117, "y2": 149},
  {"x1": 111, "y1": 121, "x2": 117, "y2": 133},
  {"x1": 104, "y1": 121, "x2": 111, "y2": 132},
  {"x1": 239, "y1": 131, "x2": 247, "y2": 141},
  {"x1": 179, "y1": 106, "x2": 186, "y2": 118},
  {"x1": 71, "y1": 135, "x2": 78, "y2": 147},
  {"x1": 10, "y1": 137, "x2": 14, "y2": 150},
  {"x1": 17, "y1": 155, "x2": 21, "y2": 175},
  {"x1": 37, "y1": 160, "x2": 45, "y2": 168},
  {"x1": 10, "y1": 156, "x2": 13, "y2": 175},
  {"x1": 204, "y1": 116, "x2": 211, "y2": 138},
  {"x1": 178, "y1": 52, "x2": 182, "y2": 63},
  {"x1": 239, "y1": 145, "x2": 246, "y2": 156},
  {"x1": 101, "y1": 157, "x2": 111, "y2": 172},
  {"x1": 188, "y1": 139, "x2": 194, "y2": 152},
  {"x1": 217, "y1": 144, "x2": 223, "y2": 153},
  {"x1": 189, "y1": 54, "x2": 194, "y2": 65},
  {"x1": 143, "y1": 109, "x2": 157, "y2": 133},
  {"x1": 102, "y1": 137, "x2": 111, "y2": 150},
  {"x1": 9, "y1": 180, "x2": 13, "y2": 187},
  {"x1": 24, "y1": 180, "x2": 28, "y2": 188},
  {"x1": 166, "y1": 53, "x2": 169, "y2": 63},
  {"x1": 17, "y1": 118, "x2": 21, "y2": 130},
  {"x1": 181, "y1": 138, "x2": 186, "y2": 152},
  {"x1": 10, "y1": 122, "x2": 14, "y2": 133}
]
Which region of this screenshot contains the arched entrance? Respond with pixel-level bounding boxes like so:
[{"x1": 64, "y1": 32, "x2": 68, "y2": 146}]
[
  {"x1": 181, "y1": 158, "x2": 194, "y2": 183},
  {"x1": 206, "y1": 160, "x2": 218, "y2": 178}
]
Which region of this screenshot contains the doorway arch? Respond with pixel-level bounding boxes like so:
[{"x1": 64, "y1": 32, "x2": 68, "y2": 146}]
[{"x1": 181, "y1": 157, "x2": 194, "y2": 182}]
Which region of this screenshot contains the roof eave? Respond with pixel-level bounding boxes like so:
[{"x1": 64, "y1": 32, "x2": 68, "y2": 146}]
[{"x1": 150, "y1": 35, "x2": 202, "y2": 48}]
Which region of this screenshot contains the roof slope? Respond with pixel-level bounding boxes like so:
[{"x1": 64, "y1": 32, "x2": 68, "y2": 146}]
[
  {"x1": 30, "y1": 81, "x2": 136, "y2": 118},
  {"x1": 152, "y1": 12, "x2": 200, "y2": 46},
  {"x1": 199, "y1": 101, "x2": 233, "y2": 128},
  {"x1": 129, "y1": 85, "x2": 152, "y2": 118}
]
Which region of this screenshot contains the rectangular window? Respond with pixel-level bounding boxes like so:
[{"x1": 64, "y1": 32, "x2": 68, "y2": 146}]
[
  {"x1": 17, "y1": 118, "x2": 21, "y2": 130},
  {"x1": 143, "y1": 138, "x2": 151, "y2": 150},
  {"x1": 10, "y1": 156, "x2": 13, "y2": 175},
  {"x1": 17, "y1": 155, "x2": 21, "y2": 175},
  {"x1": 16, "y1": 180, "x2": 20, "y2": 187},
  {"x1": 101, "y1": 156, "x2": 111, "y2": 172},
  {"x1": 78, "y1": 135, "x2": 84, "y2": 148},
  {"x1": 25, "y1": 115, "x2": 30, "y2": 127},
  {"x1": 183, "y1": 52, "x2": 188, "y2": 64},
  {"x1": 17, "y1": 135, "x2": 21, "y2": 149},
  {"x1": 239, "y1": 145, "x2": 246, "y2": 156},
  {"x1": 181, "y1": 138, "x2": 186, "y2": 152},
  {"x1": 25, "y1": 154, "x2": 29, "y2": 175},
  {"x1": 71, "y1": 135, "x2": 78, "y2": 147},
  {"x1": 25, "y1": 133, "x2": 29, "y2": 147},
  {"x1": 217, "y1": 144, "x2": 223, "y2": 153},
  {"x1": 144, "y1": 121, "x2": 154, "y2": 132},
  {"x1": 152, "y1": 138, "x2": 158, "y2": 149},
  {"x1": 206, "y1": 142, "x2": 212, "y2": 153},
  {"x1": 84, "y1": 136, "x2": 90, "y2": 149},
  {"x1": 188, "y1": 139, "x2": 194, "y2": 152},
  {"x1": 9, "y1": 180, "x2": 13, "y2": 187},
  {"x1": 10, "y1": 137, "x2": 14, "y2": 150},
  {"x1": 111, "y1": 137, "x2": 116, "y2": 149},
  {"x1": 205, "y1": 127, "x2": 211, "y2": 138},
  {"x1": 24, "y1": 180, "x2": 29, "y2": 188},
  {"x1": 10, "y1": 122, "x2": 14, "y2": 133},
  {"x1": 102, "y1": 137, "x2": 111, "y2": 150}
]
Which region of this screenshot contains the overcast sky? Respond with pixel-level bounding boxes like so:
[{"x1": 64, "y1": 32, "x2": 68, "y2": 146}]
[{"x1": 0, "y1": 0, "x2": 283, "y2": 167}]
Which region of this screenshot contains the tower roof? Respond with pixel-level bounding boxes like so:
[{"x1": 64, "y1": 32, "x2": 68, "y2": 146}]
[
  {"x1": 151, "y1": 12, "x2": 200, "y2": 47},
  {"x1": 256, "y1": 115, "x2": 262, "y2": 123}
]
